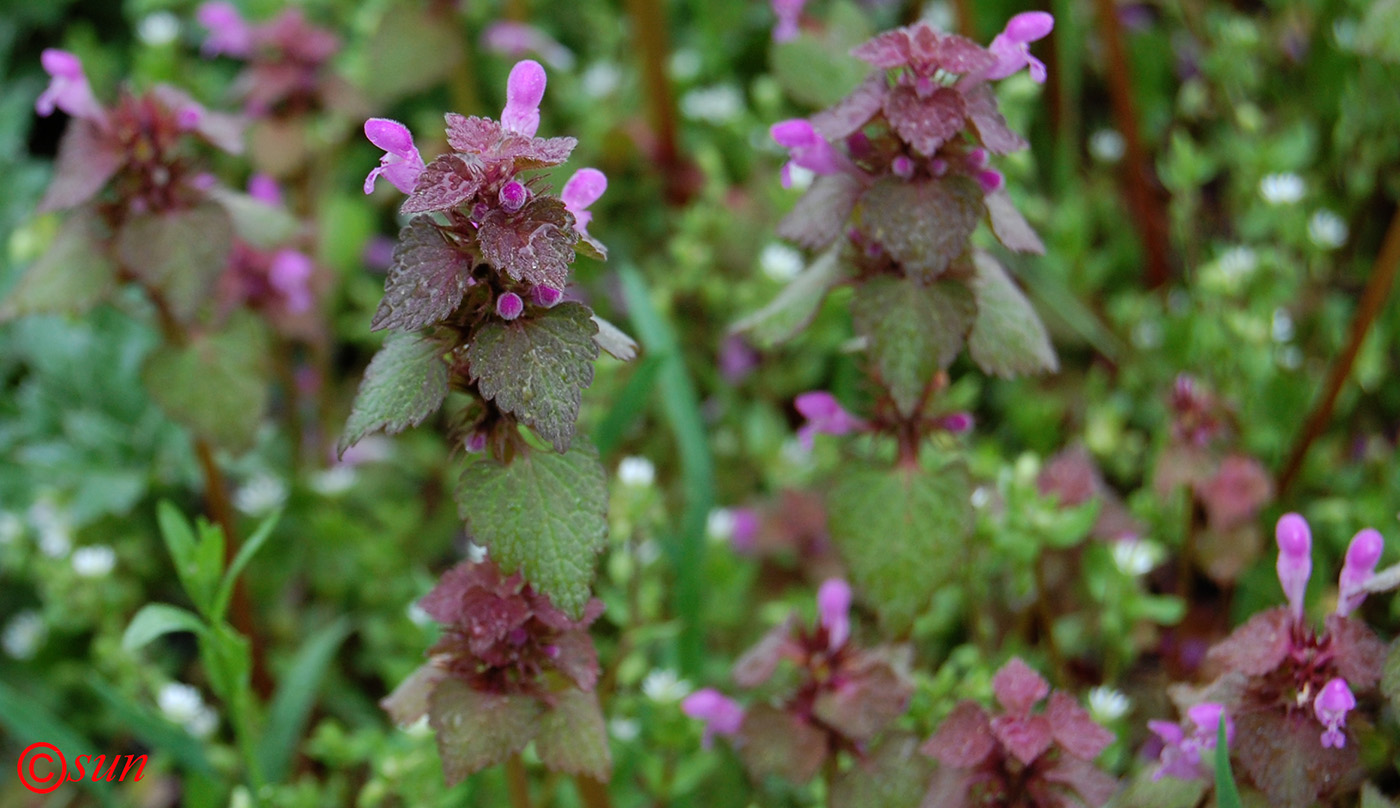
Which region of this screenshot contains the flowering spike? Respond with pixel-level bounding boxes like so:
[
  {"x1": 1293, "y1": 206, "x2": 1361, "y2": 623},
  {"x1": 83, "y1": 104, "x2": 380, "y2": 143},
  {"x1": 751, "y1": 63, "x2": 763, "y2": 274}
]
[
  {"x1": 196, "y1": 2, "x2": 253, "y2": 58},
  {"x1": 794, "y1": 391, "x2": 865, "y2": 449},
  {"x1": 35, "y1": 49, "x2": 107, "y2": 125},
  {"x1": 501, "y1": 60, "x2": 547, "y2": 137},
  {"x1": 681, "y1": 688, "x2": 744, "y2": 748},
  {"x1": 770, "y1": 120, "x2": 850, "y2": 188},
  {"x1": 1337, "y1": 528, "x2": 1384, "y2": 616},
  {"x1": 1275, "y1": 513, "x2": 1312, "y2": 621},
  {"x1": 1314, "y1": 678, "x2": 1355, "y2": 749},
  {"x1": 562, "y1": 168, "x2": 607, "y2": 234},
  {"x1": 816, "y1": 578, "x2": 852, "y2": 650},
  {"x1": 986, "y1": 12, "x2": 1054, "y2": 83},
  {"x1": 496, "y1": 292, "x2": 524, "y2": 320},
  {"x1": 363, "y1": 118, "x2": 426, "y2": 195},
  {"x1": 499, "y1": 180, "x2": 529, "y2": 212}
]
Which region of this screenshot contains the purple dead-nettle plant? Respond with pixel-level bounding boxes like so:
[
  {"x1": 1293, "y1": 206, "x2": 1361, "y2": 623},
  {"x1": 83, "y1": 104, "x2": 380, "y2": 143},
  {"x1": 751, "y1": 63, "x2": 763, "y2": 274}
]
[
  {"x1": 921, "y1": 657, "x2": 1118, "y2": 808},
  {"x1": 681, "y1": 579, "x2": 916, "y2": 783},
  {"x1": 737, "y1": 11, "x2": 1059, "y2": 639},
  {"x1": 345, "y1": 60, "x2": 630, "y2": 784},
  {"x1": 1153, "y1": 513, "x2": 1389, "y2": 806},
  {"x1": 195, "y1": 2, "x2": 343, "y2": 116}
]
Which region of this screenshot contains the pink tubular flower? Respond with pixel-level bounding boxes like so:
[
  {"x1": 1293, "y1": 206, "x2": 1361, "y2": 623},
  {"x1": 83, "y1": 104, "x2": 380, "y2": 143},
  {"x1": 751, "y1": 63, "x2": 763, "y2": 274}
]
[
  {"x1": 770, "y1": 119, "x2": 850, "y2": 188},
  {"x1": 1337, "y1": 528, "x2": 1384, "y2": 617},
  {"x1": 35, "y1": 49, "x2": 106, "y2": 125},
  {"x1": 1314, "y1": 678, "x2": 1355, "y2": 749},
  {"x1": 682, "y1": 688, "x2": 744, "y2": 748},
  {"x1": 481, "y1": 21, "x2": 575, "y2": 69},
  {"x1": 771, "y1": 0, "x2": 807, "y2": 42},
  {"x1": 817, "y1": 579, "x2": 852, "y2": 650},
  {"x1": 248, "y1": 173, "x2": 283, "y2": 206},
  {"x1": 501, "y1": 60, "x2": 547, "y2": 137},
  {"x1": 935, "y1": 412, "x2": 975, "y2": 433},
  {"x1": 268, "y1": 250, "x2": 314, "y2": 313},
  {"x1": 794, "y1": 391, "x2": 865, "y2": 449},
  {"x1": 363, "y1": 118, "x2": 425, "y2": 195},
  {"x1": 985, "y1": 12, "x2": 1055, "y2": 83},
  {"x1": 561, "y1": 168, "x2": 607, "y2": 235},
  {"x1": 196, "y1": 2, "x2": 253, "y2": 58},
  {"x1": 1275, "y1": 513, "x2": 1312, "y2": 622},
  {"x1": 1150, "y1": 702, "x2": 1232, "y2": 781}
]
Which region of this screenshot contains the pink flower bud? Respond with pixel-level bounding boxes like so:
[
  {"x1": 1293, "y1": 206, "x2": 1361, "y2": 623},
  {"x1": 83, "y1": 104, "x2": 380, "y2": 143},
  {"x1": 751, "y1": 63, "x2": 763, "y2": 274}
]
[
  {"x1": 681, "y1": 688, "x2": 744, "y2": 748},
  {"x1": 562, "y1": 168, "x2": 607, "y2": 235},
  {"x1": 499, "y1": 180, "x2": 529, "y2": 212},
  {"x1": 501, "y1": 60, "x2": 547, "y2": 137},
  {"x1": 36, "y1": 49, "x2": 107, "y2": 125},
  {"x1": 363, "y1": 118, "x2": 426, "y2": 195},
  {"x1": 196, "y1": 2, "x2": 253, "y2": 58},
  {"x1": 465, "y1": 432, "x2": 488, "y2": 453},
  {"x1": 794, "y1": 391, "x2": 865, "y2": 450},
  {"x1": 1275, "y1": 513, "x2": 1312, "y2": 621},
  {"x1": 968, "y1": 148, "x2": 989, "y2": 168},
  {"x1": 532, "y1": 285, "x2": 563, "y2": 308},
  {"x1": 976, "y1": 169, "x2": 1006, "y2": 193},
  {"x1": 1314, "y1": 678, "x2": 1355, "y2": 749},
  {"x1": 891, "y1": 155, "x2": 915, "y2": 179},
  {"x1": 496, "y1": 292, "x2": 524, "y2": 320},
  {"x1": 817, "y1": 578, "x2": 852, "y2": 650},
  {"x1": 937, "y1": 412, "x2": 975, "y2": 434},
  {"x1": 1337, "y1": 528, "x2": 1384, "y2": 617},
  {"x1": 986, "y1": 12, "x2": 1055, "y2": 83}
]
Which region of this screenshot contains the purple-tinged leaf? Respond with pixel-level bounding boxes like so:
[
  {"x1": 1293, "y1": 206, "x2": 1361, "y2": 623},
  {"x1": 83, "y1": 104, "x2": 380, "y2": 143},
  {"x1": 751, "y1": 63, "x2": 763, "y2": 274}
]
[
  {"x1": 339, "y1": 333, "x2": 448, "y2": 455},
  {"x1": 855, "y1": 176, "x2": 981, "y2": 282},
  {"x1": 732, "y1": 617, "x2": 797, "y2": 688},
  {"x1": 853, "y1": 276, "x2": 976, "y2": 416},
  {"x1": 401, "y1": 154, "x2": 484, "y2": 214},
  {"x1": 117, "y1": 203, "x2": 234, "y2": 322},
  {"x1": 1202, "y1": 608, "x2": 1292, "y2": 678},
  {"x1": 371, "y1": 216, "x2": 473, "y2": 332},
  {"x1": 964, "y1": 84, "x2": 1028, "y2": 154},
  {"x1": 812, "y1": 657, "x2": 913, "y2": 740},
  {"x1": 990, "y1": 713, "x2": 1054, "y2": 766},
  {"x1": 992, "y1": 657, "x2": 1051, "y2": 715},
  {"x1": 851, "y1": 29, "x2": 910, "y2": 69},
  {"x1": 925, "y1": 32, "x2": 997, "y2": 76},
  {"x1": 1233, "y1": 709, "x2": 1363, "y2": 808},
  {"x1": 736, "y1": 704, "x2": 828, "y2": 783},
  {"x1": 428, "y1": 679, "x2": 542, "y2": 784},
  {"x1": 445, "y1": 113, "x2": 501, "y2": 153},
  {"x1": 829, "y1": 732, "x2": 934, "y2": 808},
  {"x1": 921, "y1": 767, "x2": 976, "y2": 808},
  {"x1": 507, "y1": 134, "x2": 578, "y2": 170},
  {"x1": 921, "y1": 701, "x2": 995, "y2": 767},
  {"x1": 985, "y1": 190, "x2": 1045, "y2": 254},
  {"x1": 1040, "y1": 754, "x2": 1120, "y2": 807},
  {"x1": 38, "y1": 120, "x2": 123, "y2": 212},
  {"x1": 0, "y1": 213, "x2": 116, "y2": 320},
  {"x1": 381, "y1": 663, "x2": 447, "y2": 726},
  {"x1": 967, "y1": 252, "x2": 1058, "y2": 377},
  {"x1": 535, "y1": 689, "x2": 612, "y2": 781},
  {"x1": 466, "y1": 302, "x2": 598, "y2": 452},
  {"x1": 551, "y1": 629, "x2": 602, "y2": 691},
  {"x1": 777, "y1": 173, "x2": 864, "y2": 250},
  {"x1": 1324, "y1": 614, "x2": 1388, "y2": 689},
  {"x1": 734, "y1": 245, "x2": 851, "y2": 348},
  {"x1": 883, "y1": 85, "x2": 966, "y2": 157},
  {"x1": 811, "y1": 73, "x2": 887, "y2": 141},
  {"x1": 1196, "y1": 454, "x2": 1273, "y2": 531},
  {"x1": 1045, "y1": 692, "x2": 1114, "y2": 760},
  {"x1": 478, "y1": 196, "x2": 578, "y2": 289}
]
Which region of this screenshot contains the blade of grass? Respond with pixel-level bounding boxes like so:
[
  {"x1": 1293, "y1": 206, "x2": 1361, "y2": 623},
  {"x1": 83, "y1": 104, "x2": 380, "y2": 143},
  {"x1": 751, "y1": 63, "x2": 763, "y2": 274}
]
[
  {"x1": 213, "y1": 508, "x2": 282, "y2": 624},
  {"x1": 86, "y1": 676, "x2": 217, "y2": 778},
  {"x1": 592, "y1": 354, "x2": 663, "y2": 456},
  {"x1": 618, "y1": 263, "x2": 715, "y2": 676},
  {"x1": 256, "y1": 618, "x2": 353, "y2": 783},
  {"x1": 0, "y1": 679, "x2": 115, "y2": 805},
  {"x1": 1213, "y1": 715, "x2": 1243, "y2": 808}
]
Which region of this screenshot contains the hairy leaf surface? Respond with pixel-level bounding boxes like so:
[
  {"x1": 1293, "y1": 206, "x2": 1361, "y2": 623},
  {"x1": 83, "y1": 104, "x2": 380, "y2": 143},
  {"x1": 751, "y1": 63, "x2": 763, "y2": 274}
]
[{"x1": 340, "y1": 333, "x2": 448, "y2": 454}]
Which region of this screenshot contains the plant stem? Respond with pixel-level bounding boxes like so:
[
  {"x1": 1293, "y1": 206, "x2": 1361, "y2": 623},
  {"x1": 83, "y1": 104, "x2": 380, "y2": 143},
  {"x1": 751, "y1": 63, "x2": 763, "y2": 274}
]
[
  {"x1": 573, "y1": 774, "x2": 613, "y2": 808},
  {"x1": 1093, "y1": 0, "x2": 1172, "y2": 289},
  {"x1": 1278, "y1": 204, "x2": 1400, "y2": 496},
  {"x1": 950, "y1": 0, "x2": 975, "y2": 38},
  {"x1": 506, "y1": 755, "x2": 533, "y2": 808},
  {"x1": 623, "y1": 0, "x2": 689, "y2": 203}
]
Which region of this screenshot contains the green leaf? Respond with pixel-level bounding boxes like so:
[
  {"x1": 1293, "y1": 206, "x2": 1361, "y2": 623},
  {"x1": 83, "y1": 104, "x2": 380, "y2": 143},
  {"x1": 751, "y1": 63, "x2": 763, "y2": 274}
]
[
  {"x1": 1363, "y1": 783, "x2": 1400, "y2": 808},
  {"x1": 209, "y1": 189, "x2": 300, "y2": 249},
  {"x1": 339, "y1": 333, "x2": 449, "y2": 455},
  {"x1": 143, "y1": 313, "x2": 271, "y2": 453},
  {"x1": 428, "y1": 679, "x2": 542, "y2": 785},
  {"x1": 967, "y1": 252, "x2": 1058, "y2": 377},
  {"x1": 854, "y1": 176, "x2": 982, "y2": 282},
  {"x1": 213, "y1": 509, "x2": 282, "y2": 624},
  {"x1": 200, "y1": 624, "x2": 252, "y2": 705},
  {"x1": 455, "y1": 442, "x2": 609, "y2": 617},
  {"x1": 735, "y1": 703, "x2": 827, "y2": 783},
  {"x1": 534, "y1": 689, "x2": 612, "y2": 781},
  {"x1": 1214, "y1": 715, "x2": 1244, "y2": 808},
  {"x1": 258, "y1": 618, "x2": 352, "y2": 783},
  {"x1": 1380, "y1": 641, "x2": 1400, "y2": 711},
  {"x1": 732, "y1": 246, "x2": 850, "y2": 348},
  {"x1": 363, "y1": 4, "x2": 463, "y2": 102},
  {"x1": 0, "y1": 214, "x2": 116, "y2": 320},
  {"x1": 853, "y1": 277, "x2": 975, "y2": 416},
  {"x1": 467, "y1": 302, "x2": 599, "y2": 453},
  {"x1": 768, "y1": 2, "x2": 871, "y2": 107},
  {"x1": 828, "y1": 459, "x2": 973, "y2": 631},
  {"x1": 1357, "y1": 0, "x2": 1400, "y2": 63},
  {"x1": 156, "y1": 501, "x2": 223, "y2": 617},
  {"x1": 123, "y1": 604, "x2": 209, "y2": 651},
  {"x1": 117, "y1": 203, "x2": 234, "y2": 322},
  {"x1": 830, "y1": 733, "x2": 934, "y2": 808}
]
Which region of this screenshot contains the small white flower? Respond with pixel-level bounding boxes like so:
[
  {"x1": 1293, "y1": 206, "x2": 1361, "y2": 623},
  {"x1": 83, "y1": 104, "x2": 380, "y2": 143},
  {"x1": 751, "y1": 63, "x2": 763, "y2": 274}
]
[
  {"x1": 71, "y1": 545, "x2": 116, "y2": 578},
  {"x1": 1089, "y1": 129, "x2": 1125, "y2": 164},
  {"x1": 137, "y1": 12, "x2": 181, "y2": 46},
  {"x1": 234, "y1": 473, "x2": 287, "y2": 516},
  {"x1": 636, "y1": 540, "x2": 662, "y2": 566},
  {"x1": 158, "y1": 682, "x2": 204, "y2": 724},
  {"x1": 779, "y1": 437, "x2": 814, "y2": 468},
  {"x1": 1271, "y1": 309, "x2": 1295, "y2": 343},
  {"x1": 1216, "y1": 246, "x2": 1258, "y2": 282},
  {"x1": 309, "y1": 465, "x2": 356, "y2": 496},
  {"x1": 668, "y1": 49, "x2": 701, "y2": 82},
  {"x1": 1111, "y1": 539, "x2": 1164, "y2": 576},
  {"x1": 680, "y1": 85, "x2": 745, "y2": 124},
  {"x1": 406, "y1": 603, "x2": 433, "y2": 627},
  {"x1": 706, "y1": 508, "x2": 737, "y2": 543},
  {"x1": 618, "y1": 456, "x2": 656, "y2": 488},
  {"x1": 1132, "y1": 320, "x2": 1163, "y2": 350},
  {"x1": 1308, "y1": 209, "x2": 1348, "y2": 249},
  {"x1": 759, "y1": 243, "x2": 804, "y2": 282},
  {"x1": 641, "y1": 669, "x2": 691, "y2": 703},
  {"x1": 581, "y1": 62, "x2": 621, "y2": 99},
  {"x1": 466, "y1": 541, "x2": 488, "y2": 563},
  {"x1": 1278, "y1": 345, "x2": 1303, "y2": 370},
  {"x1": 1259, "y1": 173, "x2": 1305, "y2": 205},
  {"x1": 0, "y1": 511, "x2": 22, "y2": 545},
  {"x1": 608, "y1": 717, "x2": 641, "y2": 741},
  {"x1": 2, "y1": 611, "x2": 46, "y2": 660},
  {"x1": 970, "y1": 486, "x2": 991, "y2": 509},
  {"x1": 38, "y1": 524, "x2": 72, "y2": 559},
  {"x1": 785, "y1": 164, "x2": 815, "y2": 191},
  {"x1": 1087, "y1": 686, "x2": 1131, "y2": 723}
]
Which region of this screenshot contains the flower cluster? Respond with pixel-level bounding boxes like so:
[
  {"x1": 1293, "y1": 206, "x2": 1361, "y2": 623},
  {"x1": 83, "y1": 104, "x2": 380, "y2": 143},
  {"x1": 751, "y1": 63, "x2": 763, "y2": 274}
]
[
  {"x1": 681, "y1": 579, "x2": 914, "y2": 782},
  {"x1": 1147, "y1": 702, "x2": 1232, "y2": 781},
  {"x1": 921, "y1": 657, "x2": 1118, "y2": 808},
  {"x1": 1152, "y1": 513, "x2": 1388, "y2": 806},
  {"x1": 195, "y1": 2, "x2": 342, "y2": 115}
]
